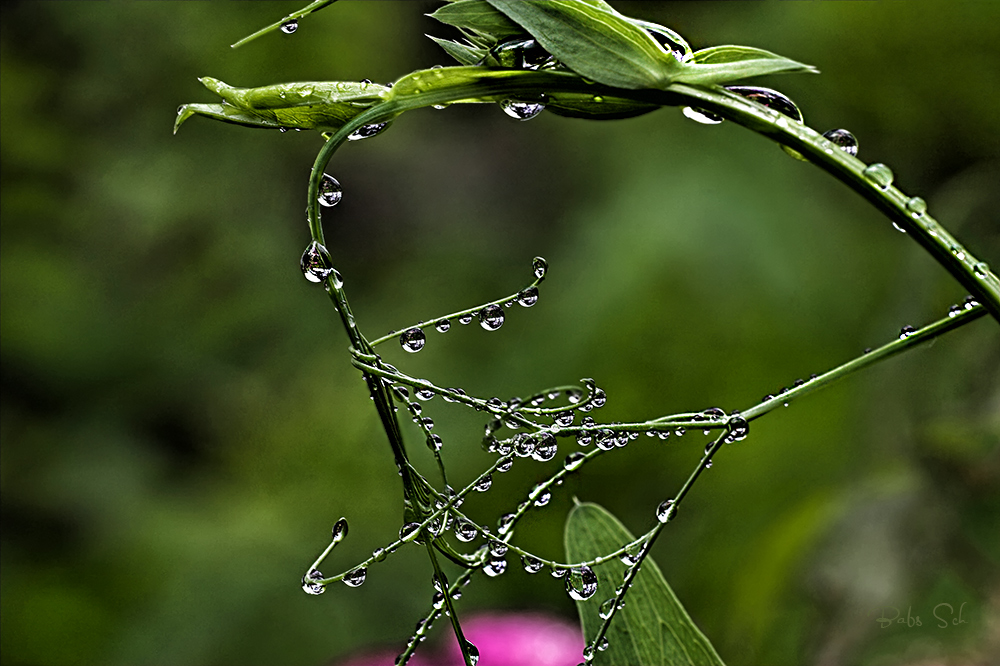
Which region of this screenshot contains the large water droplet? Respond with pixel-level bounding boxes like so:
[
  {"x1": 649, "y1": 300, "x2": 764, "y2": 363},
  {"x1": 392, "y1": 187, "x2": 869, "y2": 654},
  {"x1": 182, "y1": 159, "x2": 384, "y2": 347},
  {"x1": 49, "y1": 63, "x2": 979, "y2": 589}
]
[
  {"x1": 484, "y1": 558, "x2": 507, "y2": 577},
  {"x1": 591, "y1": 388, "x2": 607, "y2": 409},
  {"x1": 726, "y1": 86, "x2": 802, "y2": 122},
  {"x1": 682, "y1": 107, "x2": 723, "y2": 124},
  {"x1": 595, "y1": 429, "x2": 615, "y2": 451},
  {"x1": 435, "y1": 319, "x2": 451, "y2": 333},
  {"x1": 531, "y1": 433, "x2": 558, "y2": 462},
  {"x1": 300, "y1": 241, "x2": 334, "y2": 283},
  {"x1": 454, "y1": 520, "x2": 478, "y2": 543},
  {"x1": 513, "y1": 434, "x2": 536, "y2": 458},
  {"x1": 474, "y1": 475, "x2": 493, "y2": 492},
  {"x1": 905, "y1": 197, "x2": 927, "y2": 217},
  {"x1": 416, "y1": 387, "x2": 435, "y2": 401},
  {"x1": 862, "y1": 163, "x2": 894, "y2": 190},
  {"x1": 521, "y1": 555, "x2": 544, "y2": 574},
  {"x1": 656, "y1": 499, "x2": 677, "y2": 524},
  {"x1": 348, "y1": 122, "x2": 389, "y2": 141},
  {"x1": 488, "y1": 539, "x2": 509, "y2": 558},
  {"x1": 318, "y1": 174, "x2": 343, "y2": 207},
  {"x1": 465, "y1": 640, "x2": 480, "y2": 666},
  {"x1": 532, "y1": 257, "x2": 548, "y2": 279},
  {"x1": 343, "y1": 567, "x2": 367, "y2": 587},
  {"x1": 725, "y1": 415, "x2": 749, "y2": 443},
  {"x1": 597, "y1": 637, "x2": 609, "y2": 652},
  {"x1": 533, "y1": 489, "x2": 552, "y2": 507},
  {"x1": 822, "y1": 129, "x2": 858, "y2": 156},
  {"x1": 280, "y1": 19, "x2": 298, "y2": 34},
  {"x1": 518, "y1": 286, "x2": 539, "y2": 307},
  {"x1": 302, "y1": 569, "x2": 325, "y2": 595},
  {"x1": 400, "y1": 327, "x2": 426, "y2": 353},
  {"x1": 563, "y1": 451, "x2": 586, "y2": 472},
  {"x1": 479, "y1": 304, "x2": 505, "y2": 330},
  {"x1": 501, "y1": 99, "x2": 545, "y2": 120},
  {"x1": 331, "y1": 517, "x2": 349, "y2": 543},
  {"x1": 566, "y1": 565, "x2": 598, "y2": 601}
]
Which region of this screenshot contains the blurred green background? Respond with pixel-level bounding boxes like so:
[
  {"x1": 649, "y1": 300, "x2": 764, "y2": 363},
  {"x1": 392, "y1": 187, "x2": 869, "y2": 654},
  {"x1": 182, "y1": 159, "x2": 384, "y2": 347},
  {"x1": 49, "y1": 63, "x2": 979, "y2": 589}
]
[{"x1": 2, "y1": 2, "x2": 998, "y2": 665}]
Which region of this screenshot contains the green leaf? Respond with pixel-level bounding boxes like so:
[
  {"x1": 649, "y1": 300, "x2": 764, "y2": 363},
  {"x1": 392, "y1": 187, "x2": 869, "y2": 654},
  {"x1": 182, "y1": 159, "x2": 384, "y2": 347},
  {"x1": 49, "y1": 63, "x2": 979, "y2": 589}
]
[
  {"x1": 428, "y1": 0, "x2": 525, "y2": 40},
  {"x1": 427, "y1": 35, "x2": 487, "y2": 66},
  {"x1": 676, "y1": 45, "x2": 818, "y2": 85},
  {"x1": 564, "y1": 503, "x2": 725, "y2": 666},
  {"x1": 174, "y1": 78, "x2": 390, "y2": 134},
  {"x1": 486, "y1": 0, "x2": 680, "y2": 89},
  {"x1": 545, "y1": 91, "x2": 659, "y2": 120}
]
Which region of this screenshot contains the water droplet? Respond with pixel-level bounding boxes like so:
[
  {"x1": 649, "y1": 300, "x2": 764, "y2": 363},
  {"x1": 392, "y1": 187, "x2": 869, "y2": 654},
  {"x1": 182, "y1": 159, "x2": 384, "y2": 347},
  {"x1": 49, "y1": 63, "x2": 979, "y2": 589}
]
[
  {"x1": 513, "y1": 434, "x2": 536, "y2": 458},
  {"x1": 566, "y1": 565, "x2": 598, "y2": 601},
  {"x1": 427, "y1": 434, "x2": 443, "y2": 451},
  {"x1": 318, "y1": 173, "x2": 343, "y2": 207},
  {"x1": 497, "y1": 512, "x2": 515, "y2": 535},
  {"x1": 576, "y1": 431, "x2": 592, "y2": 447},
  {"x1": 656, "y1": 499, "x2": 677, "y2": 524},
  {"x1": 348, "y1": 122, "x2": 389, "y2": 141},
  {"x1": 400, "y1": 522, "x2": 421, "y2": 541},
  {"x1": 702, "y1": 407, "x2": 726, "y2": 420},
  {"x1": 400, "y1": 327, "x2": 426, "y2": 353},
  {"x1": 331, "y1": 517, "x2": 349, "y2": 543},
  {"x1": 280, "y1": 19, "x2": 298, "y2": 34},
  {"x1": 474, "y1": 475, "x2": 493, "y2": 492},
  {"x1": 533, "y1": 490, "x2": 552, "y2": 507},
  {"x1": 459, "y1": 313, "x2": 473, "y2": 325},
  {"x1": 963, "y1": 295, "x2": 979, "y2": 309},
  {"x1": 899, "y1": 325, "x2": 916, "y2": 339},
  {"x1": 464, "y1": 640, "x2": 480, "y2": 666},
  {"x1": 862, "y1": 163, "x2": 894, "y2": 190},
  {"x1": 416, "y1": 388, "x2": 435, "y2": 401},
  {"x1": 595, "y1": 429, "x2": 615, "y2": 451},
  {"x1": 973, "y1": 262, "x2": 990, "y2": 278},
  {"x1": 343, "y1": 567, "x2": 367, "y2": 587},
  {"x1": 948, "y1": 304, "x2": 962, "y2": 318},
  {"x1": 300, "y1": 241, "x2": 334, "y2": 283},
  {"x1": 518, "y1": 286, "x2": 539, "y2": 307},
  {"x1": 905, "y1": 196, "x2": 927, "y2": 217},
  {"x1": 725, "y1": 415, "x2": 749, "y2": 443},
  {"x1": 454, "y1": 520, "x2": 478, "y2": 543},
  {"x1": 435, "y1": 319, "x2": 451, "y2": 333},
  {"x1": 496, "y1": 458, "x2": 513, "y2": 473},
  {"x1": 302, "y1": 569, "x2": 325, "y2": 595},
  {"x1": 599, "y1": 597, "x2": 616, "y2": 619},
  {"x1": 591, "y1": 388, "x2": 607, "y2": 409},
  {"x1": 583, "y1": 645, "x2": 595, "y2": 661},
  {"x1": 532, "y1": 257, "x2": 548, "y2": 279},
  {"x1": 550, "y1": 567, "x2": 568, "y2": 579},
  {"x1": 500, "y1": 99, "x2": 545, "y2": 120},
  {"x1": 674, "y1": 428, "x2": 685, "y2": 437},
  {"x1": 531, "y1": 433, "x2": 558, "y2": 462},
  {"x1": 479, "y1": 304, "x2": 505, "y2": 330},
  {"x1": 725, "y1": 86, "x2": 802, "y2": 122},
  {"x1": 822, "y1": 129, "x2": 858, "y2": 156},
  {"x1": 682, "y1": 106, "x2": 723, "y2": 124},
  {"x1": 563, "y1": 451, "x2": 586, "y2": 472},
  {"x1": 521, "y1": 555, "x2": 544, "y2": 573},
  {"x1": 484, "y1": 558, "x2": 507, "y2": 577},
  {"x1": 488, "y1": 539, "x2": 509, "y2": 558}
]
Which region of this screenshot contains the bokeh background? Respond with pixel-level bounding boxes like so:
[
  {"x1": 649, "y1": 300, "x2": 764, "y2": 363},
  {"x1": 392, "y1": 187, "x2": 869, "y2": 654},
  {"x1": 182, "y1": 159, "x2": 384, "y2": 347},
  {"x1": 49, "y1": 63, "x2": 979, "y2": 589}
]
[{"x1": 2, "y1": 2, "x2": 998, "y2": 665}]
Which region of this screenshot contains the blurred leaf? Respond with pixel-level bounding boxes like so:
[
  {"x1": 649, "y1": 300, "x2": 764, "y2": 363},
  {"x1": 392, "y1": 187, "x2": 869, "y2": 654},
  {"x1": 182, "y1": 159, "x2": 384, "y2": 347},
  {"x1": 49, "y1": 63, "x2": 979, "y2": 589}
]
[
  {"x1": 565, "y1": 502, "x2": 725, "y2": 666},
  {"x1": 486, "y1": 0, "x2": 680, "y2": 89},
  {"x1": 678, "y1": 46, "x2": 819, "y2": 85}
]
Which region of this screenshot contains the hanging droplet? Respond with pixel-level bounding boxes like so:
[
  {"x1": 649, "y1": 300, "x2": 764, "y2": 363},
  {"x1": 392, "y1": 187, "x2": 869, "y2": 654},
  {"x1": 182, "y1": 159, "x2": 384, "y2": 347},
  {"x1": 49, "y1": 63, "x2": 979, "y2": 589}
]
[
  {"x1": 416, "y1": 388, "x2": 435, "y2": 401},
  {"x1": 656, "y1": 499, "x2": 677, "y2": 524},
  {"x1": 488, "y1": 539, "x2": 509, "y2": 558},
  {"x1": 302, "y1": 570, "x2": 325, "y2": 595},
  {"x1": 531, "y1": 433, "x2": 558, "y2": 462},
  {"x1": 533, "y1": 490, "x2": 552, "y2": 507},
  {"x1": 427, "y1": 434, "x2": 443, "y2": 452},
  {"x1": 518, "y1": 286, "x2": 539, "y2": 307},
  {"x1": 474, "y1": 475, "x2": 493, "y2": 492},
  {"x1": 948, "y1": 304, "x2": 962, "y2": 318},
  {"x1": 521, "y1": 555, "x2": 544, "y2": 574},
  {"x1": 862, "y1": 163, "x2": 894, "y2": 190},
  {"x1": 496, "y1": 458, "x2": 513, "y2": 473},
  {"x1": 399, "y1": 522, "x2": 422, "y2": 541},
  {"x1": 435, "y1": 319, "x2": 451, "y2": 333},
  {"x1": 550, "y1": 567, "x2": 568, "y2": 579},
  {"x1": 484, "y1": 558, "x2": 507, "y2": 577},
  {"x1": 620, "y1": 545, "x2": 641, "y2": 567},
  {"x1": 563, "y1": 451, "x2": 586, "y2": 472},
  {"x1": 532, "y1": 256, "x2": 548, "y2": 279},
  {"x1": 973, "y1": 263, "x2": 990, "y2": 278},
  {"x1": 454, "y1": 520, "x2": 478, "y2": 543},
  {"x1": 280, "y1": 19, "x2": 298, "y2": 34},
  {"x1": 565, "y1": 565, "x2": 598, "y2": 601},
  {"x1": 725, "y1": 415, "x2": 749, "y2": 443},
  {"x1": 682, "y1": 106, "x2": 723, "y2": 124},
  {"x1": 497, "y1": 512, "x2": 515, "y2": 535},
  {"x1": 599, "y1": 597, "x2": 616, "y2": 620},
  {"x1": 591, "y1": 389, "x2": 607, "y2": 409},
  {"x1": 595, "y1": 429, "x2": 615, "y2": 451},
  {"x1": 725, "y1": 86, "x2": 803, "y2": 122},
  {"x1": 459, "y1": 313, "x2": 473, "y2": 325},
  {"x1": 500, "y1": 99, "x2": 545, "y2": 120},
  {"x1": 343, "y1": 567, "x2": 367, "y2": 587},
  {"x1": 576, "y1": 431, "x2": 592, "y2": 447},
  {"x1": 300, "y1": 241, "x2": 334, "y2": 283},
  {"x1": 905, "y1": 197, "x2": 927, "y2": 217},
  {"x1": 822, "y1": 129, "x2": 858, "y2": 156},
  {"x1": 331, "y1": 517, "x2": 349, "y2": 543},
  {"x1": 464, "y1": 640, "x2": 480, "y2": 666},
  {"x1": 318, "y1": 174, "x2": 343, "y2": 207},
  {"x1": 399, "y1": 327, "x2": 426, "y2": 353},
  {"x1": 479, "y1": 304, "x2": 505, "y2": 330},
  {"x1": 513, "y1": 434, "x2": 536, "y2": 458},
  {"x1": 348, "y1": 122, "x2": 389, "y2": 141},
  {"x1": 553, "y1": 411, "x2": 574, "y2": 427},
  {"x1": 899, "y1": 325, "x2": 916, "y2": 339}
]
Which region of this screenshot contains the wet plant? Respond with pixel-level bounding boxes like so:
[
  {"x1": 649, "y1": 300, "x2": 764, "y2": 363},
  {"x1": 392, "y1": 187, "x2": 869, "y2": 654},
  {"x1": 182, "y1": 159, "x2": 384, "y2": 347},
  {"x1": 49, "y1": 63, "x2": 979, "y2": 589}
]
[{"x1": 175, "y1": 2, "x2": 999, "y2": 664}]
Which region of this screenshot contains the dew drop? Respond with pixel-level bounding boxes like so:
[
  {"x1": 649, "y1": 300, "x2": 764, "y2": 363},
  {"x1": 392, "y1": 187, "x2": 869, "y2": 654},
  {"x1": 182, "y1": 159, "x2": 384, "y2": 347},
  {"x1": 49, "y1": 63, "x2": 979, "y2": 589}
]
[
  {"x1": 947, "y1": 304, "x2": 962, "y2": 318},
  {"x1": 474, "y1": 475, "x2": 493, "y2": 492},
  {"x1": 343, "y1": 567, "x2": 367, "y2": 587},
  {"x1": 620, "y1": 546, "x2": 641, "y2": 567},
  {"x1": 496, "y1": 458, "x2": 513, "y2": 473},
  {"x1": 682, "y1": 106, "x2": 723, "y2": 124},
  {"x1": 963, "y1": 295, "x2": 979, "y2": 309},
  {"x1": 488, "y1": 539, "x2": 509, "y2": 558},
  {"x1": 518, "y1": 286, "x2": 539, "y2": 307},
  {"x1": 484, "y1": 558, "x2": 507, "y2": 577},
  {"x1": 973, "y1": 262, "x2": 990, "y2": 278},
  {"x1": 599, "y1": 597, "x2": 616, "y2": 619},
  {"x1": 521, "y1": 555, "x2": 544, "y2": 574},
  {"x1": 822, "y1": 128, "x2": 859, "y2": 156},
  {"x1": 550, "y1": 567, "x2": 568, "y2": 579},
  {"x1": 500, "y1": 99, "x2": 545, "y2": 120},
  {"x1": 300, "y1": 240, "x2": 334, "y2": 283},
  {"x1": 399, "y1": 522, "x2": 421, "y2": 541},
  {"x1": 435, "y1": 319, "x2": 451, "y2": 333},
  {"x1": 400, "y1": 327, "x2": 426, "y2": 353},
  {"x1": 531, "y1": 433, "x2": 558, "y2": 462},
  {"x1": 899, "y1": 325, "x2": 916, "y2": 339},
  {"x1": 465, "y1": 640, "x2": 480, "y2": 666},
  {"x1": 566, "y1": 565, "x2": 598, "y2": 601},
  {"x1": 416, "y1": 388, "x2": 435, "y2": 401},
  {"x1": 597, "y1": 637, "x2": 609, "y2": 652},
  {"x1": 862, "y1": 163, "x2": 894, "y2": 190},
  {"x1": 725, "y1": 86, "x2": 802, "y2": 122},
  {"x1": 591, "y1": 388, "x2": 607, "y2": 409},
  {"x1": 563, "y1": 451, "x2": 586, "y2": 472},
  {"x1": 331, "y1": 517, "x2": 349, "y2": 543},
  {"x1": 595, "y1": 429, "x2": 615, "y2": 451},
  {"x1": 479, "y1": 304, "x2": 505, "y2": 330},
  {"x1": 533, "y1": 490, "x2": 552, "y2": 507},
  {"x1": 513, "y1": 434, "x2": 536, "y2": 458},
  {"x1": 532, "y1": 256, "x2": 549, "y2": 279},
  {"x1": 455, "y1": 520, "x2": 478, "y2": 542},
  {"x1": 656, "y1": 499, "x2": 677, "y2": 524},
  {"x1": 459, "y1": 313, "x2": 473, "y2": 325},
  {"x1": 497, "y1": 513, "x2": 515, "y2": 535},
  {"x1": 725, "y1": 415, "x2": 749, "y2": 443},
  {"x1": 348, "y1": 122, "x2": 389, "y2": 141},
  {"x1": 302, "y1": 569, "x2": 325, "y2": 595},
  {"x1": 905, "y1": 196, "x2": 927, "y2": 217},
  {"x1": 318, "y1": 173, "x2": 343, "y2": 207},
  {"x1": 280, "y1": 19, "x2": 298, "y2": 34}
]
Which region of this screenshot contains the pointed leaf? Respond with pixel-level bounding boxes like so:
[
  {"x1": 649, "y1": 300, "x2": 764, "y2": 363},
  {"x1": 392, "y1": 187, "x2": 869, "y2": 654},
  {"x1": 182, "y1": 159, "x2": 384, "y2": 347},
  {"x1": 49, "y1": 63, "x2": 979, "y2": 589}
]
[
  {"x1": 427, "y1": 35, "x2": 487, "y2": 66},
  {"x1": 565, "y1": 503, "x2": 725, "y2": 666},
  {"x1": 428, "y1": 0, "x2": 525, "y2": 40},
  {"x1": 486, "y1": 0, "x2": 679, "y2": 89},
  {"x1": 676, "y1": 45, "x2": 818, "y2": 85}
]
